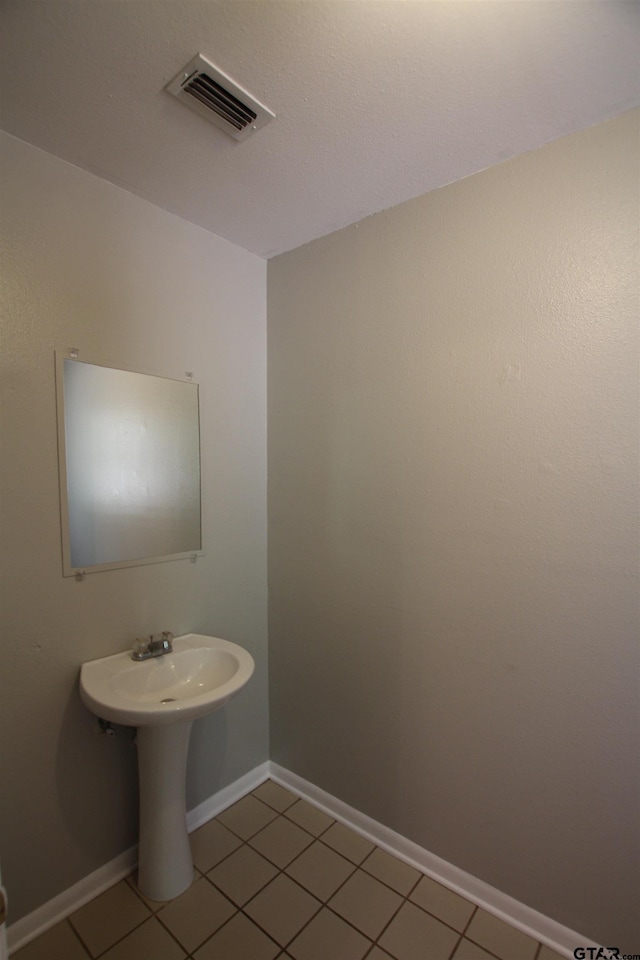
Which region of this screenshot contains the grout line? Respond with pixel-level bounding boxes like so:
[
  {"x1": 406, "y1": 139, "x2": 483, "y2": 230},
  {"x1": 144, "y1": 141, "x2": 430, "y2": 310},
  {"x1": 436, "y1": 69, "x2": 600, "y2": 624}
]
[
  {"x1": 324, "y1": 900, "x2": 384, "y2": 948},
  {"x1": 237, "y1": 883, "x2": 323, "y2": 953},
  {"x1": 362, "y1": 942, "x2": 380, "y2": 959},
  {"x1": 89, "y1": 914, "x2": 154, "y2": 959},
  {"x1": 93, "y1": 911, "x2": 177, "y2": 960},
  {"x1": 447, "y1": 933, "x2": 463, "y2": 960},
  {"x1": 191, "y1": 906, "x2": 280, "y2": 959},
  {"x1": 153, "y1": 879, "x2": 239, "y2": 957},
  {"x1": 252, "y1": 785, "x2": 299, "y2": 815},
  {"x1": 314, "y1": 833, "x2": 373, "y2": 869},
  {"x1": 192, "y1": 841, "x2": 246, "y2": 876},
  {"x1": 149, "y1": 912, "x2": 196, "y2": 958},
  {"x1": 447, "y1": 902, "x2": 482, "y2": 960},
  {"x1": 66, "y1": 915, "x2": 94, "y2": 958},
  {"x1": 281, "y1": 807, "x2": 336, "y2": 836},
  {"x1": 201, "y1": 854, "x2": 277, "y2": 909},
  {"x1": 453, "y1": 903, "x2": 506, "y2": 960},
  {"x1": 464, "y1": 925, "x2": 519, "y2": 960},
  {"x1": 364, "y1": 884, "x2": 408, "y2": 952},
  {"x1": 359, "y1": 846, "x2": 424, "y2": 900},
  {"x1": 64, "y1": 918, "x2": 92, "y2": 959},
  {"x1": 282, "y1": 837, "x2": 358, "y2": 903},
  {"x1": 461, "y1": 904, "x2": 478, "y2": 935},
  {"x1": 71, "y1": 915, "x2": 152, "y2": 960}
]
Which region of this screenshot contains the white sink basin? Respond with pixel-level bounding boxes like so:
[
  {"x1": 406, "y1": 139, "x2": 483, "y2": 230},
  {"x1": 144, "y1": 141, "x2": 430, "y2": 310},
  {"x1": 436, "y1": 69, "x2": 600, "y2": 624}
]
[
  {"x1": 80, "y1": 633, "x2": 254, "y2": 727},
  {"x1": 79, "y1": 633, "x2": 255, "y2": 901}
]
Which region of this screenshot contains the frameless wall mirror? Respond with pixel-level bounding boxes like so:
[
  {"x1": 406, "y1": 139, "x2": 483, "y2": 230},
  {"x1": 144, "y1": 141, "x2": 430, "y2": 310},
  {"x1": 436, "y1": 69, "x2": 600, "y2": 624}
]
[{"x1": 55, "y1": 351, "x2": 202, "y2": 577}]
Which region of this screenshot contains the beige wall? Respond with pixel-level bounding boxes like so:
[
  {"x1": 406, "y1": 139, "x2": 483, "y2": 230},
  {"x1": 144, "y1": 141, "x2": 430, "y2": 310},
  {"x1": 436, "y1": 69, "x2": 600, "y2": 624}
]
[
  {"x1": 268, "y1": 110, "x2": 639, "y2": 948},
  {"x1": 0, "y1": 132, "x2": 268, "y2": 922}
]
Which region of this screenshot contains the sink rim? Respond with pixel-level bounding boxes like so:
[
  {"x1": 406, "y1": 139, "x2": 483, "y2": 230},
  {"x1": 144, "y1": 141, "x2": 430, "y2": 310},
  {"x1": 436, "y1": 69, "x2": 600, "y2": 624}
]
[{"x1": 80, "y1": 633, "x2": 254, "y2": 727}]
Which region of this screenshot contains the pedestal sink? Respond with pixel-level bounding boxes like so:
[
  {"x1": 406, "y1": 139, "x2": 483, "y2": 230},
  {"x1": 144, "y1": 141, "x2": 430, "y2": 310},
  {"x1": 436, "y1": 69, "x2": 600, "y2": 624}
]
[{"x1": 80, "y1": 634, "x2": 254, "y2": 900}]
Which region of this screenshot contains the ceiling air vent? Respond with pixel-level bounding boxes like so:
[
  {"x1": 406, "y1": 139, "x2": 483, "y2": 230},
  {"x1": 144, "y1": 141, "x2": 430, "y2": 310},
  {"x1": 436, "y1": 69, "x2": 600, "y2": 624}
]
[{"x1": 166, "y1": 54, "x2": 275, "y2": 141}]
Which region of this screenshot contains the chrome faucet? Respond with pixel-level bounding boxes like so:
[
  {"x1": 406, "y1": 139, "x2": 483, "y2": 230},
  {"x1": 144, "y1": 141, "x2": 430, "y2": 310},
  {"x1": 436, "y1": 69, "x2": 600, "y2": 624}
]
[{"x1": 131, "y1": 631, "x2": 174, "y2": 661}]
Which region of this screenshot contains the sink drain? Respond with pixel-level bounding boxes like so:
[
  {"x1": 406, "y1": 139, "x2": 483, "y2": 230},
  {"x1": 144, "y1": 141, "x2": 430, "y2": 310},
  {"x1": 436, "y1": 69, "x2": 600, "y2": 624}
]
[{"x1": 160, "y1": 698, "x2": 176, "y2": 703}]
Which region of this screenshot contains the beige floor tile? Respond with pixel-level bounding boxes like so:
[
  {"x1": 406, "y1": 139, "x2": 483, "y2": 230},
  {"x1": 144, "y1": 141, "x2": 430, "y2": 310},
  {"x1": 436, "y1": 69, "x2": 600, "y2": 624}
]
[
  {"x1": 538, "y1": 947, "x2": 566, "y2": 960},
  {"x1": 328, "y1": 869, "x2": 403, "y2": 940},
  {"x1": 361, "y1": 848, "x2": 421, "y2": 896},
  {"x1": 285, "y1": 799, "x2": 334, "y2": 836},
  {"x1": 249, "y1": 815, "x2": 315, "y2": 867},
  {"x1": 12, "y1": 921, "x2": 89, "y2": 960},
  {"x1": 156, "y1": 876, "x2": 236, "y2": 953},
  {"x1": 217, "y1": 794, "x2": 279, "y2": 840},
  {"x1": 207, "y1": 843, "x2": 278, "y2": 905},
  {"x1": 244, "y1": 873, "x2": 322, "y2": 947},
  {"x1": 254, "y1": 780, "x2": 299, "y2": 812},
  {"x1": 321, "y1": 822, "x2": 376, "y2": 864},
  {"x1": 466, "y1": 909, "x2": 538, "y2": 960},
  {"x1": 194, "y1": 912, "x2": 281, "y2": 960},
  {"x1": 451, "y1": 937, "x2": 499, "y2": 960},
  {"x1": 378, "y1": 901, "x2": 460, "y2": 960},
  {"x1": 69, "y1": 879, "x2": 151, "y2": 957},
  {"x1": 286, "y1": 840, "x2": 356, "y2": 902},
  {"x1": 190, "y1": 816, "x2": 243, "y2": 871},
  {"x1": 98, "y1": 917, "x2": 186, "y2": 960},
  {"x1": 409, "y1": 876, "x2": 476, "y2": 932},
  {"x1": 288, "y1": 906, "x2": 372, "y2": 960}
]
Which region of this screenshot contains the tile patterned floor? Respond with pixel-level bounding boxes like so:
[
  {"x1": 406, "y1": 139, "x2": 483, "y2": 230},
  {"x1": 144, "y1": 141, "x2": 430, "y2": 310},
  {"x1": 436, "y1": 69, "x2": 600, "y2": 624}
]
[{"x1": 12, "y1": 780, "x2": 566, "y2": 960}]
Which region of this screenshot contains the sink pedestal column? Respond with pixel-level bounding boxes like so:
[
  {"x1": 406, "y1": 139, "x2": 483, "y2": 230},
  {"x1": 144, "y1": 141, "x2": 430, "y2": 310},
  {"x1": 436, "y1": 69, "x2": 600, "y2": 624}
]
[{"x1": 136, "y1": 720, "x2": 194, "y2": 901}]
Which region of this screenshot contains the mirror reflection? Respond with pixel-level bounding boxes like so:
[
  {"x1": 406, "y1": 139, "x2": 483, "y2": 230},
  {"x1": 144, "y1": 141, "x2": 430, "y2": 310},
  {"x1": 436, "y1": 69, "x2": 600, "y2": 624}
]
[{"x1": 57, "y1": 355, "x2": 202, "y2": 575}]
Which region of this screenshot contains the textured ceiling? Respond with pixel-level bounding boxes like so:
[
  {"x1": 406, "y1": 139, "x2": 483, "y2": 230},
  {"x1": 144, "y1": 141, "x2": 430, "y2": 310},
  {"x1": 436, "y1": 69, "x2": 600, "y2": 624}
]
[{"x1": 1, "y1": 1, "x2": 638, "y2": 258}]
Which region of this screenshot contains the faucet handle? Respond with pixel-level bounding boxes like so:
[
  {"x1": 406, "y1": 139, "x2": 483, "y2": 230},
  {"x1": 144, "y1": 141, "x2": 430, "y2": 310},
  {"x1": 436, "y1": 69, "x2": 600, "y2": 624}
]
[
  {"x1": 133, "y1": 637, "x2": 150, "y2": 658},
  {"x1": 160, "y1": 631, "x2": 174, "y2": 652}
]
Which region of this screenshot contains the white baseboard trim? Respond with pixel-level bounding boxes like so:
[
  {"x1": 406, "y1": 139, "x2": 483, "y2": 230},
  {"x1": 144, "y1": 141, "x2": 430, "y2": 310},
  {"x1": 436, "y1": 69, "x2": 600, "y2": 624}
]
[
  {"x1": 7, "y1": 847, "x2": 137, "y2": 955},
  {"x1": 7, "y1": 761, "x2": 270, "y2": 956},
  {"x1": 270, "y1": 762, "x2": 587, "y2": 960},
  {"x1": 187, "y1": 761, "x2": 271, "y2": 832}
]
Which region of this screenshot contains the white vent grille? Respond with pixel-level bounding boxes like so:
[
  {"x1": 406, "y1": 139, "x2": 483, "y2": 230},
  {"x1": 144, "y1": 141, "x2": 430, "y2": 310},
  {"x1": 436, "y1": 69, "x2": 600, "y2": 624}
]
[{"x1": 166, "y1": 54, "x2": 274, "y2": 141}]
